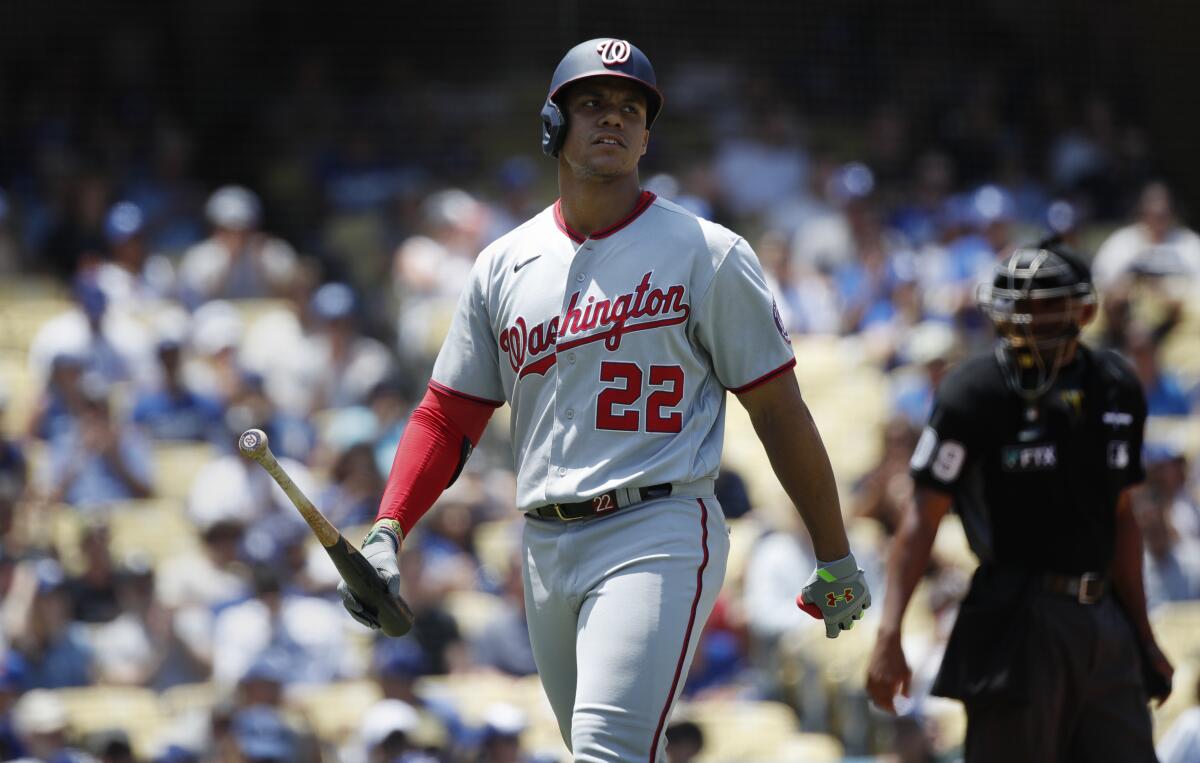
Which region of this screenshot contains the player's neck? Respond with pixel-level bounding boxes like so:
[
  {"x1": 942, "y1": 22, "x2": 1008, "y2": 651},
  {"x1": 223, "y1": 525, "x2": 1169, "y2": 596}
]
[{"x1": 556, "y1": 171, "x2": 643, "y2": 239}]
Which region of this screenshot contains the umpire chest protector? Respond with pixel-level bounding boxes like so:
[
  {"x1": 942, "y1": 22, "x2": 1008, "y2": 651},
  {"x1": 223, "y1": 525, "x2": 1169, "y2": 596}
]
[
  {"x1": 540, "y1": 38, "x2": 663, "y2": 157},
  {"x1": 912, "y1": 345, "x2": 1147, "y2": 574}
]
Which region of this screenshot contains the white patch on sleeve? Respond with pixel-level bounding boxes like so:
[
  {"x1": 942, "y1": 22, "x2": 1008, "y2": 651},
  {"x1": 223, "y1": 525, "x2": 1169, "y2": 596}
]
[{"x1": 910, "y1": 426, "x2": 938, "y2": 470}]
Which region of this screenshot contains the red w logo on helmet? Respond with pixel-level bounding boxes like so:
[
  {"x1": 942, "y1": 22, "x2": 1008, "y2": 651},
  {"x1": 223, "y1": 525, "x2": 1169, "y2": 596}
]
[{"x1": 596, "y1": 39, "x2": 632, "y2": 66}]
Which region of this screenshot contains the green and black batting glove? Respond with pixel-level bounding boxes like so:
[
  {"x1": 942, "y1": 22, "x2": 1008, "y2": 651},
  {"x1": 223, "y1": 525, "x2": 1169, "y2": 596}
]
[
  {"x1": 339, "y1": 519, "x2": 403, "y2": 630},
  {"x1": 796, "y1": 553, "x2": 871, "y2": 639}
]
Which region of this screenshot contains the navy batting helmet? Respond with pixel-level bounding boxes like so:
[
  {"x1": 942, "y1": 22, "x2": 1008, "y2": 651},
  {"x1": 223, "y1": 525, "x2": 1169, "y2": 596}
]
[{"x1": 540, "y1": 38, "x2": 663, "y2": 158}]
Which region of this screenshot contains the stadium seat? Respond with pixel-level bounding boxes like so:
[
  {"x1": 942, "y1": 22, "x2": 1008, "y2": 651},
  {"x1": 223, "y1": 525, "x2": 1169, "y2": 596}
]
[
  {"x1": 288, "y1": 679, "x2": 382, "y2": 744},
  {"x1": 54, "y1": 686, "x2": 164, "y2": 758},
  {"x1": 442, "y1": 589, "x2": 508, "y2": 640},
  {"x1": 473, "y1": 518, "x2": 521, "y2": 583},
  {"x1": 159, "y1": 682, "x2": 221, "y2": 718},
  {"x1": 107, "y1": 499, "x2": 202, "y2": 565},
  {"x1": 675, "y1": 699, "x2": 813, "y2": 761},
  {"x1": 417, "y1": 672, "x2": 524, "y2": 724},
  {"x1": 1153, "y1": 601, "x2": 1200, "y2": 666},
  {"x1": 154, "y1": 442, "x2": 217, "y2": 500}
]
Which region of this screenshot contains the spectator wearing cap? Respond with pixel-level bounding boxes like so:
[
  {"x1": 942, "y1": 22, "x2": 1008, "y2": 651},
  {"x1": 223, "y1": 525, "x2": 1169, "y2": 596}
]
[
  {"x1": 180, "y1": 299, "x2": 248, "y2": 405},
  {"x1": 210, "y1": 565, "x2": 352, "y2": 687},
  {"x1": 472, "y1": 704, "x2": 530, "y2": 763},
  {"x1": 890, "y1": 321, "x2": 961, "y2": 427},
  {"x1": 11, "y1": 689, "x2": 96, "y2": 762},
  {"x1": 178, "y1": 185, "x2": 299, "y2": 304},
  {"x1": 229, "y1": 705, "x2": 296, "y2": 763},
  {"x1": 94, "y1": 201, "x2": 176, "y2": 313},
  {"x1": 319, "y1": 441, "x2": 385, "y2": 531},
  {"x1": 27, "y1": 275, "x2": 154, "y2": 390},
  {"x1": 1092, "y1": 181, "x2": 1200, "y2": 290},
  {"x1": 158, "y1": 499, "x2": 251, "y2": 682},
  {"x1": 919, "y1": 185, "x2": 1017, "y2": 325},
  {"x1": 372, "y1": 640, "x2": 464, "y2": 748},
  {"x1": 130, "y1": 318, "x2": 225, "y2": 443},
  {"x1": 63, "y1": 521, "x2": 124, "y2": 624},
  {"x1": 301, "y1": 282, "x2": 395, "y2": 413},
  {"x1": 185, "y1": 444, "x2": 315, "y2": 569},
  {"x1": 88, "y1": 553, "x2": 181, "y2": 688},
  {"x1": 41, "y1": 373, "x2": 154, "y2": 508},
  {"x1": 392, "y1": 189, "x2": 485, "y2": 368},
  {"x1": 4, "y1": 559, "x2": 93, "y2": 689},
  {"x1": 348, "y1": 699, "x2": 421, "y2": 763}
]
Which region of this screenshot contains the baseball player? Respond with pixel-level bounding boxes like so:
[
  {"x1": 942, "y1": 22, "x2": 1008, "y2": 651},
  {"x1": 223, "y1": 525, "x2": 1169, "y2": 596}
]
[{"x1": 342, "y1": 38, "x2": 870, "y2": 761}]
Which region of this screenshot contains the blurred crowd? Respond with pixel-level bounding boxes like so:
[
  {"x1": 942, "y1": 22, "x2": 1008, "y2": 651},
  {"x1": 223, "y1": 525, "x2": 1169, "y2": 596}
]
[{"x1": 0, "y1": 49, "x2": 1199, "y2": 763}]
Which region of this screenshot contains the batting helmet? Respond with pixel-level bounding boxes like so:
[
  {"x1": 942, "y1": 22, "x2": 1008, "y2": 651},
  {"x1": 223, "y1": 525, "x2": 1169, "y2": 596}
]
[
  {"x1": 540, "y1": 38, "x2": 663, "y2": 158},
  {"x1": 976, "y1": 238, "x2": 1096, "y2": 399}
]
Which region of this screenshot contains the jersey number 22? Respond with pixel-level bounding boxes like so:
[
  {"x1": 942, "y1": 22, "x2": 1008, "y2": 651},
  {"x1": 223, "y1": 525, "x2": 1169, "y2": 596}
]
[{"x1": 596, "y1": 361, "x2": 684, "y2": 433}]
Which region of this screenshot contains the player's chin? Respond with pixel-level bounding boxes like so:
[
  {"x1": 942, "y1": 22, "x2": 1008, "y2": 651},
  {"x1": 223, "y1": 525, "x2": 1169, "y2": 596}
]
[{"x1": 581, "y1": 153, "x2": 636, "y2": 178}]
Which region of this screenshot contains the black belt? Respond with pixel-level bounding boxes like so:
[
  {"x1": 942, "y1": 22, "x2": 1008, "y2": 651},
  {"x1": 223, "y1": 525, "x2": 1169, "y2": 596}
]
[
  {"x1": 527, "y1": 483, "x2": 673, "y2": 521},
  {"x1": 1042, "y1": 572, "x2": 1108, "y2": 604}
]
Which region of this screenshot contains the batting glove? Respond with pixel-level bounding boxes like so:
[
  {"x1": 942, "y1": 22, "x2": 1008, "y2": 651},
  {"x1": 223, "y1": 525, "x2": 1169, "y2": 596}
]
[
  {"x1": 340, "y1": 519, "x2": 403, "y2": 630},
  {"x1": 796, "y1": 552, "x2": 871, "y2": 639}
]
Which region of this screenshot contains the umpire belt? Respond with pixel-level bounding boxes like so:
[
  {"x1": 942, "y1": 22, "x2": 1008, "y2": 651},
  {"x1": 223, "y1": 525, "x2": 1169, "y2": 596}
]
[
  {"x1": 527, "y1": 483, "x2": 675, "y2": 522},
  {"x1": 1041, "y1": 572, "x2": 1108, "y2": 604}
]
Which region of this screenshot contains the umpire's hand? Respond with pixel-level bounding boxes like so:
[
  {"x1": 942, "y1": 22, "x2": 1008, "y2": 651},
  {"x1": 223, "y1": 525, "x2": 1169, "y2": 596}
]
[
  {"x1": 866, "y1": 630, "x2": 912, "y2": 713},
  {"x1": 340, "y1": 519, "x2": 403, "y2": 630},
  {"x1": 796, "y1": 553, "x2": 871, "y2": 638}
]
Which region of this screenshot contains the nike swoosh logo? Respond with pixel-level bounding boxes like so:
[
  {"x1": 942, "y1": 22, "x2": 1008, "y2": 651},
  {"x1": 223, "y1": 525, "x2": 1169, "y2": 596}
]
[{"x1": 513, "y1": 255, "x2": 541, "y2": 273}]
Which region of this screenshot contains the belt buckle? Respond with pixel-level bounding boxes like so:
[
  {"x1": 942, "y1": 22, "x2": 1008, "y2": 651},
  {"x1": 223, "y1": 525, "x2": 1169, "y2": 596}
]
[
  {"x1": 1078, "y1": 572, "x2": 1100, "y2": 604},
  {"x1": 552, "y1": 503, "x2": 580, "y2": 522}
]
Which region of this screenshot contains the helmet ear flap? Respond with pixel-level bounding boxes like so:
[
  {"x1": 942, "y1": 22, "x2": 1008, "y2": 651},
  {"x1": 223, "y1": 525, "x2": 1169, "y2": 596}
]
[{"x1": 540, "y1": 100, "x2": 566, "y2": 158}]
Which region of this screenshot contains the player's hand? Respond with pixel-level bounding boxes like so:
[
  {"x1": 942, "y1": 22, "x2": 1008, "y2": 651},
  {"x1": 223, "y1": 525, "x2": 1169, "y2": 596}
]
[
  {"x1": 796, "y1": 553, "x2": 871, "y2": 638},
  {"x1": 866, "y1": 629, "x2": 912, "y2": 714},
  {"x1": 340, "y1": 519, "x2": 403, "y2": 630}
]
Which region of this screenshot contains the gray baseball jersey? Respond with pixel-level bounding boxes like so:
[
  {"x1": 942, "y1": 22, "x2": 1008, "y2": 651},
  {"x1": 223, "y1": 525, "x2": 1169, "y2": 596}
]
[{"x1": 430, "y1": 191, "x2": 796, "y2": 511}]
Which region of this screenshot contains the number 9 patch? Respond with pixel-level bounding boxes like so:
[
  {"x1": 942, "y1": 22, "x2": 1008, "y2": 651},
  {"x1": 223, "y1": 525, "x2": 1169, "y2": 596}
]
[{"x1": 911, "y1": 427, "x2": 966, "y2": 483}]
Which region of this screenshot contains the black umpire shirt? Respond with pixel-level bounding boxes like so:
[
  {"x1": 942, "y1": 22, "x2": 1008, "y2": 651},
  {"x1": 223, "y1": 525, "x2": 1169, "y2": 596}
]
[{"x1": 910, "y1": 343, "x2": 1147, "y2": 575}]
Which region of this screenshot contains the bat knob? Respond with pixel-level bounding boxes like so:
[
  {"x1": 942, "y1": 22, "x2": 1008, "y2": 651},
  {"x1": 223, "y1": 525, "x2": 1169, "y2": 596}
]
[{"x1": 238, "y1": 428, "x2": 269, "y2": 457}]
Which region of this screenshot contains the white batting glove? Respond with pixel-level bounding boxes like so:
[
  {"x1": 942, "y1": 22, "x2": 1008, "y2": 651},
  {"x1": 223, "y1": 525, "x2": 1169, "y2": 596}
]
[
  {"x1": 796, "y1": 553, "x2": 871, "y2": 639},
  {"x1": 339, "y1": 519, "x2": 402, "y2": 630}
]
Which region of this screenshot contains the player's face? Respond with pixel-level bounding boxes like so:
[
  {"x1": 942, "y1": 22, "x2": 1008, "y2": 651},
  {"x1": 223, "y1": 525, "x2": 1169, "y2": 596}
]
[{"x1": 559, "y1": 78, "x2": 650, "y2": 179}]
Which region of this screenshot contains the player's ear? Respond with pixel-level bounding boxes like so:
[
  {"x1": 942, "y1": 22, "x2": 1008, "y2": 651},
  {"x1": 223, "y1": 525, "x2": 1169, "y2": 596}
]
[{"x1": 640, "y1": 129, "x2": 649, "y2": 157}]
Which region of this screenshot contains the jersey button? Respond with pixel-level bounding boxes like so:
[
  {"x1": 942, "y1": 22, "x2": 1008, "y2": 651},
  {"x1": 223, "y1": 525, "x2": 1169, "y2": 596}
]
[
  {"x1": 568, "y1": 353, "x2": 576, "y2": 364},
  {"x1": 576, "y1": 273, "x2": 585, "y2": 282},
  {"x1": 558, "y1": 467, "x2": 567, "y2": 476},
  {"x1": 565, "y1": 409, "x2": 574, "y2": 420}
]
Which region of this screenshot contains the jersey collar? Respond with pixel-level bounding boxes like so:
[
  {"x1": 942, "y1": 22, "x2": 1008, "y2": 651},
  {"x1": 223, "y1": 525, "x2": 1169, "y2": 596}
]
[{"x1": 553, "y1": 191, "x2": 657, "y2": 244}]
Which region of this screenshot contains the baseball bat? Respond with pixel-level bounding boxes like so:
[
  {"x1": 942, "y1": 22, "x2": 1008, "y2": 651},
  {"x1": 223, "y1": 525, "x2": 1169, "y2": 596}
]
[{"x1": 238, "y1": 428, "x2": 413, "y2": 637}]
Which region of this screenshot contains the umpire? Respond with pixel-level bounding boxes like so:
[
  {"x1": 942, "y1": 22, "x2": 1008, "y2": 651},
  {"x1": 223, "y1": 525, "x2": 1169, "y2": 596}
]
[{"x1": 866, "y1": 239, "x2": 1175, "y2": 762}]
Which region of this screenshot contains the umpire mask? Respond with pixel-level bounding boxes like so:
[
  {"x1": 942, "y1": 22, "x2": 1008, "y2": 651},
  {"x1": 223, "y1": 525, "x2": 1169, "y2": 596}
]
[{"x1": 977, "y1": 241, "x2": 1096, "y2": 400}]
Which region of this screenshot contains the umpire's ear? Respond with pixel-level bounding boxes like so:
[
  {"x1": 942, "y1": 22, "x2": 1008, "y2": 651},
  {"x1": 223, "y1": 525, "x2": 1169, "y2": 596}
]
[{"x1": 1080, "y1": 301, "x2": 1098, "y2": 327}]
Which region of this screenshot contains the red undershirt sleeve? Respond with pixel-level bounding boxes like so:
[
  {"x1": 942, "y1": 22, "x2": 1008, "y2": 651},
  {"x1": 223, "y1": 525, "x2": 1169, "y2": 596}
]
[{"x1": 375, "y1": 383, "x2": 499, "y2": 536}]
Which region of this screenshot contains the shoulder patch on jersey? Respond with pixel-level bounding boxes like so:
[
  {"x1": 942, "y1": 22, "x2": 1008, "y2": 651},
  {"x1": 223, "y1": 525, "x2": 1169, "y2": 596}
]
[{"x1": 772, "y1": 299, "x2": 791, "y2": 343}]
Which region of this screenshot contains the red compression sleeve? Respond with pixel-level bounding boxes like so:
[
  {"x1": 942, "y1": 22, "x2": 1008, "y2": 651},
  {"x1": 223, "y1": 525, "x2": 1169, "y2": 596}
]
[{"x1": 375, "y1": 382, "x2": 499, "y2": 536}]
